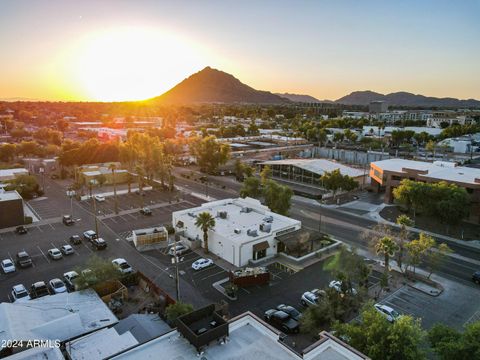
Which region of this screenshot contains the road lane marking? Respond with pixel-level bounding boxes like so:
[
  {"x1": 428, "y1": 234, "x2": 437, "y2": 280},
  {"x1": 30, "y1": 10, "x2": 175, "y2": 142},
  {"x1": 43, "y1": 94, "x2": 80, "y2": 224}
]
[
  {"x1": 201, "y1": 270, "x2": 227, "y2": 281},
  {"x1": 37, "y1": 246, "x2": 50, "y2": 263}
]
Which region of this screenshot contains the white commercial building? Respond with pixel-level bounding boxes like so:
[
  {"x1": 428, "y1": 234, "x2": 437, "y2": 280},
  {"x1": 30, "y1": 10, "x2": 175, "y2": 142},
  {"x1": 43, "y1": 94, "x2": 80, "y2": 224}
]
[
  {"x1": 172, "y1": 197, "x2": 301, "y2": 267},
  {"x1": 0, "y1": 168, "x2": 28, "y2": 182}
]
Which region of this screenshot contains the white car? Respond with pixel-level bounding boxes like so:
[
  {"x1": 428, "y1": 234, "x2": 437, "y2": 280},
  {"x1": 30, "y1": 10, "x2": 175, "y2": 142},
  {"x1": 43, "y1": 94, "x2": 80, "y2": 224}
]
[
  {"x1": 112, "y1": 258, "x2": 134, "y2": 274},
  {"x1": 374, "y1": 304, "x2": 401, "y2": 323},
  {"x1": 48, "y1": 248, "x2": 63, "y2": 260},
  {"x1": 168, "y1": 244, "x2": 188, "y2": 256},
  {"x1": 301, "y1": 289, "x2": 326, "y2": 307},
  {"x1": 94, "y1": 194, "x2": 105, "y2": 202},
  {"x1": 329, "y1": 280, "x2": 357, "y2": 295},
  {"x1": 1, "y1": 259, "x2": 16, "y2": 273},
  {"x1": 61, "y1": 245, "x2": 74, "y2": 255},
  {"x1": 192, "y1": 258, "x2": 213, "y2": 271},
  {"x1": 83, "y1": 230, "x2": 97, "y2": 241},
  {"x1": 49, "y1": 278, "x2": 67, "y2": 294},
  {"x1": 63, "y1": 271, "x2": 79, "y2": 291},
  {"x1": 11, "y1": 284, "x2": 30, "y2": 302}
]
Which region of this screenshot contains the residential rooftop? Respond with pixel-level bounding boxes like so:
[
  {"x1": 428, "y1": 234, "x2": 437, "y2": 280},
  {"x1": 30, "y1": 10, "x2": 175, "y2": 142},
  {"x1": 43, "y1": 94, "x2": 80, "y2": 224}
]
[
  {"x1": 173, "y1": 197, "x2": 300, "y2": 244},
  {"x1": 371, "y1": 158, "x2": 480, "y2": 185},
  {"x1": 261, "y1": 159, "x2": 365, "y2": 178}
]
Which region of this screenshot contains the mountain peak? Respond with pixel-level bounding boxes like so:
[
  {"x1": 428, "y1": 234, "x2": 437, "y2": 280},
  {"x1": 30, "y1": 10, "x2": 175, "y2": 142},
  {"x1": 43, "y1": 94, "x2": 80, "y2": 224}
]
[{"x1": 153, "y1": 67, "x2": 288, "y2": 105}]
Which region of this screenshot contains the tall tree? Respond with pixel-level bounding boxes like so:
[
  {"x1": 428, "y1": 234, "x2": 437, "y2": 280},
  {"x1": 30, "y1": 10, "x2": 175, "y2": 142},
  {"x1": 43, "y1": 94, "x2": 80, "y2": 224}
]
[
  {"x1": 333, "y1": 304, "x2": 426, "y2": 360},
  {"x1": 429, "y1": 321, "x2": 480, "y2": 360},
  {"x1": 195, "y1": 212, "x2": 216, "y2": 254},
  {"x1": 395, "y1": 215, "x2": 414, "y2": 272},
  {"x1": 405, "y1": 232, "x2": 435, "y2": 275},
  {"x1": 240, "y1": 177, "x2": 262, "y2": 198},
  {"x1": 191, "y1": 135, "x2": 231, "y2": 174},
  {"x1": 263, "y1": 179, "x2": 293, "y2": 215},
  {"x1": 260, "y1": 165, "x2": 272, "y2": 185},
  {"x1": 374, "y1": 236, "x2": 399, "y2": 282}
]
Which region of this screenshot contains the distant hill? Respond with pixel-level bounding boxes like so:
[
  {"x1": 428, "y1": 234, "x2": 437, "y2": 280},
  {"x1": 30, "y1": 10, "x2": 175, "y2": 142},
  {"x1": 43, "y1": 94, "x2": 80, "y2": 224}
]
[
  {"x1": 335, "y1": 91, "x2": 480, "y2": 108},
  {"x1": 276, "y1": 93, "x2": 320, "y2": 103},
  {"x1": 152, "y1": 67, "x2": 289, "y2": 105}
]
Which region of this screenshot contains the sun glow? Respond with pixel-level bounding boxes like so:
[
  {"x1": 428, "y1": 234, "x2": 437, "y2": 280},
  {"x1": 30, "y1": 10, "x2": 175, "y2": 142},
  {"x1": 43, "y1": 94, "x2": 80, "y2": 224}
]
[{"x1": 71, "y1": 27, "x2": 208, "y2": 101}]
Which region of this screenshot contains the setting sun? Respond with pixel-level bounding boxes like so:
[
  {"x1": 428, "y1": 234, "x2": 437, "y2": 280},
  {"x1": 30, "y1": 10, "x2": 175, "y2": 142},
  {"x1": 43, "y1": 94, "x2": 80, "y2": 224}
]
[{"x1": 70, "y1": 27, "x2": 209, "y2": 101}]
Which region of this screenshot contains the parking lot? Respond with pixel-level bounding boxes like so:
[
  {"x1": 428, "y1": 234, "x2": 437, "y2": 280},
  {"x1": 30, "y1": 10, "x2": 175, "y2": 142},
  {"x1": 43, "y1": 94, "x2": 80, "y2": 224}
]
[{"x1": 377, "y1": 279, "x2": 480, "y2": 330}]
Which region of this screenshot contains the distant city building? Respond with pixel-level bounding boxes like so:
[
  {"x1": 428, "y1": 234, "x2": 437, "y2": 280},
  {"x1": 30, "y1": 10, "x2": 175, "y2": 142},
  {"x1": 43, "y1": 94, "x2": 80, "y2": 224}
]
[
  {"x1": 369, "y1": 100, "x2": 388, "y2": 113},
  {"x1": 427, "y1": 115, "x2": 474, "y2": 128},
  {"x1": 0, "y1": 168, "x2": 28, "y2": 182},
  {"x1": 173, "y1": 197, "x2": 301, "y2": 267},
  {"x1": 370, "y1": 158, "x2": 480, "y2": 222},
  {"x1": 77, "y1": 162, "x2": 128, "y2": 185},
  {"x1": 342, "y1": 111, "x2": 369, "y2": 119}
]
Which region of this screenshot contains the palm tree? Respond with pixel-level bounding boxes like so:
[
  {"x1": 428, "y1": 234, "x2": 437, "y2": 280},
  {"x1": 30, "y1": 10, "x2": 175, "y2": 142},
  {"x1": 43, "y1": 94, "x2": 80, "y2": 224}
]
[
  {"x1": 375, "y1": 236, "x2": 399, "y2": 281},
  {"x1": 194, "y1": 212, "x2": 215, "y2": 254},
  {"x1": 108, "y1": 163, "x2": 118, "y2": 214},
  {"x1": 396, "y1": 215, "x2": 414, "y2": 272}
]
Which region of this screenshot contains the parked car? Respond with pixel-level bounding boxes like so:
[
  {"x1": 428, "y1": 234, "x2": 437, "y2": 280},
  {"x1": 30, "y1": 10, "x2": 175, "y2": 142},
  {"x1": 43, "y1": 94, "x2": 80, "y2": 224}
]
[
  {"x1": 61, "y1": 245, "x2": 74, "y2": 255},
  {"x1": 1, "y1": 259, "x2": 16, "y2": 273},
  {"x1": 374, "y1": 304, "x2": 401, "y2": 323},
  {"x1": 83, "y1": 230, "x2": 97, "y2": 241},
  {"x1": 140, "y1": 207, "x2": 152, "y2": 215},
  {"x1": 16, "y1": 251, "x2": 32, "y2": 268},
  {"x1": 49, "y1": 278, "x2": 67, "y2": 294},
  {"x1": 301, "y1": 289, "x2": 325, "y2": 307},
  {"x1": 30, "y1": 281, "x2": 50, "y2": 299},
  {"x1": 62, "y1": 214, "x2": 75, "y2": 226},
  {"x1": 329, "y1": 280, "x2": 357, "y2": 295},
  {"x1": 11, "y1": 284, "x2": 30, "y2": 302},
  {"x1": 16, "y1": 226, "x2": 27, "y2": 234},
  {"x1": 94, "y1": 194, "x2": 105, "y2": 202},
  {"x1": 276, "y1": 304, "x2": 302, "y2": 321},
  {"x1": 112, "y1": 258, "x2": 134, "y2": 274},
  {"x1": 63, "y1": 271, "x2": 79, "y2": 291},
  {"x1": 264, "y1": 309, "x2": 300, "y2": 333},
  {"x1": 472, "y1": 271, "x2": 480, "y2": 284},
  {"x1": 48, "y1": 248, "x2": 63, "y2": 260},
  {"x1": 192, "y1": 258, "x2": 213, "y2": 271},
  {"x1": 70, "y1": 235, "x2": 82, "y2": 245},
  {"x1": 168, "y1": 244, "x2": 188, "y2": 256},
  {"x1": 91, "y1": 237, "x2": 107, "y2": 250}
]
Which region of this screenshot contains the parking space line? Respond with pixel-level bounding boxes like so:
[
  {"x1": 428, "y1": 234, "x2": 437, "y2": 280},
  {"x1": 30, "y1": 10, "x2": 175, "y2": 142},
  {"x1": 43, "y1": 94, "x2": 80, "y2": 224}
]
[
  {"x1": 49, "y1": 223, "x2": 55, "y2": 230},
  {"x1": 109, "y1": 217, "x2": 118, "y2": 224},
  {"x1": 240, "y1": 287, "x2": 251, "y2": 294},
  {"x1": 37, "y1": 246, "x2": 50, "y2": 263},
  {"x1": 201, "y1": 270, "x2": 227, "y2": 281},
  {"x1": 82, "y1": 242, "x2": 94, "y2": 253},
  {"x1": 126, "y1": 213, "x2": 136, "y2": 220},
  {"x1": 37, "y1": 226, "x2": 43, "y2": 233},
  {"x1": 8, "y1": 251, "x2": 14, "y2": 263}
]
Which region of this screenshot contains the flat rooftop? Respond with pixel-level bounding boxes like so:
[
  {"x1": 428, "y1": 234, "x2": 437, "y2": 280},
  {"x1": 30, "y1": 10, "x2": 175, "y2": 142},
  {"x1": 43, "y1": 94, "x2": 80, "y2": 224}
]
[
  {"x1": 174, "y1": 198, "x2": 300, "y2": 243},
  {"x1": 371, "y1": 158, "x2": 480, "y2": 185},
  {"x1": 0, "y1": 190, "x2": 22, "y2": 201},
  {"x1": 261, "y1": 159, "x2": 365, "y2": 178},
  {"x1": 111, "y1": 313, "x2": 367, "y2": 360}
]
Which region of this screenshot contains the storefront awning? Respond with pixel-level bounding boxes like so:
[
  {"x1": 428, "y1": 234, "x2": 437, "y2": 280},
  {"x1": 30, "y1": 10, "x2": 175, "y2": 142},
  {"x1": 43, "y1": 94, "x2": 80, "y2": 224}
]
[{"x1": 253, "y1": 241, "x2": 270, "y2": 252}]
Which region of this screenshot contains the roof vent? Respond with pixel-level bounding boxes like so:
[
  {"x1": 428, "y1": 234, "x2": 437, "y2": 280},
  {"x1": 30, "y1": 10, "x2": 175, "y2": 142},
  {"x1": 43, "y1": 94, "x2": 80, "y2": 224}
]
[
  {"x1": 218, "y1": 211, "x2": 228, "y2": 219},
  {"x1": 259, "y1": 223, "x2": 271, "y2": 233},
  {"x1": 263, "y1": 216, "x2": 273, "y2": 223},
  {"x1": 234, "y1": 229, "x2": 241, "y2": 234},
  {"x1": 247, "y1": 229, "x2": 258, "y2": 237}
]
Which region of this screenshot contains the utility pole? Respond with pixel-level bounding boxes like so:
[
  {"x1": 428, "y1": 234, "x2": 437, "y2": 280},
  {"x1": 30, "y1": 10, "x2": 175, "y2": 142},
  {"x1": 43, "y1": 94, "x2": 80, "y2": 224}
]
[
  {"x1": 173, "y1": 236, "x2": 180, "y2": 301},
  {"x1": 90, "y1": 180, "x2": 99, "y2": 237},
  {"x1": 205, "y1": 175, "x2": 209, "y2": 200}
]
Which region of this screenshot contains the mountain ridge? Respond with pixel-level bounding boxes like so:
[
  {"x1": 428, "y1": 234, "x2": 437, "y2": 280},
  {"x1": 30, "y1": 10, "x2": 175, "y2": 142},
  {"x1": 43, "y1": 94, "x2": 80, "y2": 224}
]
[
  {"x1": 152, "y1": 66, "x2": 288, "y2": 105},
  {"x1": 335, "y1": 90, "x2": 480, "y2": 108}
]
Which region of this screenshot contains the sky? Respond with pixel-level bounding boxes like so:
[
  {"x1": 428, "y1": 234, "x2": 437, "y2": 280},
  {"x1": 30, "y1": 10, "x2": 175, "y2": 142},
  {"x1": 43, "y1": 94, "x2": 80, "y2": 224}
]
[{"x1": 0, "y1": 0, "x2": 479, "y2": 102}]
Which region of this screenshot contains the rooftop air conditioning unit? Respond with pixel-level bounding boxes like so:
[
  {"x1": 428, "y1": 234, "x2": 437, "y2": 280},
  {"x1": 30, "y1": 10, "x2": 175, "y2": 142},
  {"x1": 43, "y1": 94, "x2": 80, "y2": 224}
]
[
  {"x1": 218, "y1": 211, "x2": 228, "y2": 219},
  {"x1": 234, "y1": 229, "x2": 241, "y2": 234},
  {"x1": 247, "y1": 229, "x2": 258, "y2": 237},
  {"x1": 263, "y1": 216, "x2": 273, "y2": 223},
  {"x1": 259, "y1": 223, "x2": 271, "y2": 233}
]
